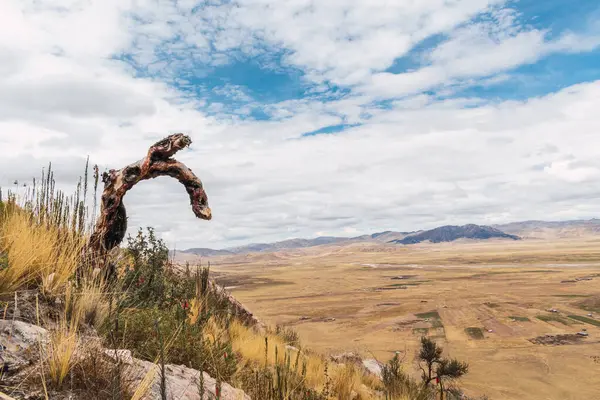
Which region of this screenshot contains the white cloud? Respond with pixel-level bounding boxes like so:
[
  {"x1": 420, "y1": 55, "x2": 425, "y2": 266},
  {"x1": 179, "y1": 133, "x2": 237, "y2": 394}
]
[
  {"x1": 544, "y1": 160, "x2": 600, "y2": 183},
  {"x1": 1, "y1": 0, "x2": 600, "y2": 249},
  {"x1": 365, "y1": 7, "x2": 600, "y2": 98}
]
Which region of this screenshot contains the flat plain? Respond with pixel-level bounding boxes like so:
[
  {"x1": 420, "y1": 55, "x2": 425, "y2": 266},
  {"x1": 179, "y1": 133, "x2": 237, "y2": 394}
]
[{"x1": 202, "y1": 237, "x2": 600, "y2": 400}]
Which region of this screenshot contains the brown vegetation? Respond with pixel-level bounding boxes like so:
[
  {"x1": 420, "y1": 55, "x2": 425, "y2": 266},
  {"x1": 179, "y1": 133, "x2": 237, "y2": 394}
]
[{"x1": 205, "y1": 239, "x2": 600, "y2": 400}]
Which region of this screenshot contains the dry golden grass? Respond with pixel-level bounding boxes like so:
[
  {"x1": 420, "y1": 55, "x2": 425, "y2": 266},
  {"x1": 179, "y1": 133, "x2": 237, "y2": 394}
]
[
  {"x1": 228, "y1": 319, "x2": 327, "y2": 388},
  {"x1": 228, "y1": 318, "x2": 378, "y2": 398},
  {"x1": 45, "y1": 285, "x2": 82, "y2": 388},
  {"x1": 330, "y1": 363, "x2": 366, "y2": 400},
  {"x1": 208, "y1": 238, "x2": 600, "y2": 400},
  {"x1": 46, "y1": 320, "x2": 80, "y2": 388},
  {"x1": 72, "y1": 275, "x2": 110, "y2": 328},
  {"x1": 0, "y1": 208, "x2": 85, "y2": 296}
]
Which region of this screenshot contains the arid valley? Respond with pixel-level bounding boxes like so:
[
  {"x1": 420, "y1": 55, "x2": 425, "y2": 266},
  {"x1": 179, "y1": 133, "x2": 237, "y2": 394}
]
[{"x1": 180, "y1": 229, "x2": 600, "y2": 400}]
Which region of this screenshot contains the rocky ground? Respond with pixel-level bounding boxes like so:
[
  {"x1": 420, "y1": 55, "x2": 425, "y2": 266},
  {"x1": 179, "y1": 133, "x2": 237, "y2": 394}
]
[{"x1": 0, "y1": 317, "x2": 250, "y2": 400}]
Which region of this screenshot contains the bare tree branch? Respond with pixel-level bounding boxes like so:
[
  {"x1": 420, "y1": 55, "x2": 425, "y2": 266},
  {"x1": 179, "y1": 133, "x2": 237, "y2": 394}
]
[{"x1": 87, "y1": 134, "x2": 211, "y2": 271}]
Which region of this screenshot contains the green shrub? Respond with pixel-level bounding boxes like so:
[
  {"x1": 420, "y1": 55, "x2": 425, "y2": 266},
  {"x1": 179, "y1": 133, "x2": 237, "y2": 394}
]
[
  {"x1": 113, "y1": 306, "x2": 237, "y2": 382},
  {"x1": 120, "y1": 227, "x2": 195, "y2": 309},
  {"x1": 101, "y1": 227, "x2": 241, "y2": 382}
]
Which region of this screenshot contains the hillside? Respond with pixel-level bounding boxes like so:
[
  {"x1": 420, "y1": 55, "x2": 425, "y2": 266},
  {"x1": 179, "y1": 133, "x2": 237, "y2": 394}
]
[
  {"x1": 391, "y1": 224, "x2": 520, "y2": 245},
  {"x1": 179, "y1": 231, "x2": 416, "y2": 257},
  {"x1": 181, "y1": 247, "x2": 236, "y2": 257},
  {"x1": 180, "y1": 219, "x2": 600, "y2": 257},
  {"x1": 493, "y1": 219, "x2": 600, "y2": 238}
]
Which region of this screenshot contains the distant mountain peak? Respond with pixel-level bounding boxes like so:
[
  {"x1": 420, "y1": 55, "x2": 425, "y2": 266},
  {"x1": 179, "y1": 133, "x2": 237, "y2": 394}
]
[{"x1": 389, "y1": 224, "x2": 520, "y2": 245}]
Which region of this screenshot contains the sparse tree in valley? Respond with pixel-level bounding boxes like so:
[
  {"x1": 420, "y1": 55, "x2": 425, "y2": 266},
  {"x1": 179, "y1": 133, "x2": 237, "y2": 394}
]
[
  {"x1": 436, "y1": 358, "x2": 469, "y2": 399},
  {"x1": 418, "y1": 336, "x2": 443, "y2": 386},
  {"x1": 417, "y1": 337, "x2": 469, "y2": 400}
]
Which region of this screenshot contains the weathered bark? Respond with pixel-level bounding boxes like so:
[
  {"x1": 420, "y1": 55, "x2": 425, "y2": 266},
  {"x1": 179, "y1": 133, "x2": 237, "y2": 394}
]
[{"x1": 87, "y1": 134, "x2": 211, "y2": 271}]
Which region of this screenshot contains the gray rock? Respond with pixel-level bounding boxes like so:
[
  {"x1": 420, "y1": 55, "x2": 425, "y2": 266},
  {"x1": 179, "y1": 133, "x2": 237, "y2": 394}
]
[
  {"x1": 0, "y1": 320, "x2": 49, "y2": 347},
  {"x1": 362, "y1": 359, "x2": 383, "y2": 378},
  {"x1": 105, "y1": 349, "x2": 251, "y2": 400},
  {"x1": 0, "y1": 320, "x2": 49, "y2": 377}
]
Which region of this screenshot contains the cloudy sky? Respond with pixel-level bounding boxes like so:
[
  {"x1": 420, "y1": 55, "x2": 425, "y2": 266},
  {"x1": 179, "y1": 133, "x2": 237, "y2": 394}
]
[{"x1": 1, "y1": 0, "x2": 600, "y2": 249}]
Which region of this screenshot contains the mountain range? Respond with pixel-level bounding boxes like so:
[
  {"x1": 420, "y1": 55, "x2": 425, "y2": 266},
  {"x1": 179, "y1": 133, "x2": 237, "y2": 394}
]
[
  {"x1": 178, "y1": 219, "x2": 600, "y2": 257},
  {"x1": 177, "y1": 219, "x2": 600, "y2": 257}
]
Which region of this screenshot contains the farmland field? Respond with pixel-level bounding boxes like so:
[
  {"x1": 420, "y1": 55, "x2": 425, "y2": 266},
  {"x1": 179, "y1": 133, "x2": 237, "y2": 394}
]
[{"x1": 200, "y1": 238, "x2": 600, "y2": 400}]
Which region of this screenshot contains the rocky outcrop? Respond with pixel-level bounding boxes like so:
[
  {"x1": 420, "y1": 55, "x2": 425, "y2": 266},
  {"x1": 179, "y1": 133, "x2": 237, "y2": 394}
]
[
  {"x1": 208, "y1": 280, "x2": 266, "y2": 332},
  {"x1": 0, "y1": 319, "x2": 48, "y2": 379},
  {"x1": 329, "y1": 352, "x2": 383, "y2": 379},
  {"x1": 362, "y1": 359, "x2": 383, "y2": 378},
  {"x1": 0, "y1": 320, "x2": 249, "y2": 400},
  {"x1": 104, "y1": 349, "x2": 250, "y2": 400}
]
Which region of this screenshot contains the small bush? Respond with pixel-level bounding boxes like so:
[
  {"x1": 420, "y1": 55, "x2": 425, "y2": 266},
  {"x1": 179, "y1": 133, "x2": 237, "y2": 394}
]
[
  {"x1": 109, "y1": 305, "x2": 237, "y2": 382},
  {"x1": 275, "y1": 325, "x2": 301, "y2": 347},
  {"x1": 119, "y1": 227, "x2": 193, "y2": 309}
]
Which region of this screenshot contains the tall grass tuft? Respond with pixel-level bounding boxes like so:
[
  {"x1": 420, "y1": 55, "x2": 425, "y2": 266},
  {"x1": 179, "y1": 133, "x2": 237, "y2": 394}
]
[
  {"x1": 0, "y1": 207, "x2": 85, "y2": 296},
  {"x1": 0, "y1": 159, "x2": 100, "y2": 296},
  {"x1": 45, "y1": 285, "x2": 81, "y2": 388}
]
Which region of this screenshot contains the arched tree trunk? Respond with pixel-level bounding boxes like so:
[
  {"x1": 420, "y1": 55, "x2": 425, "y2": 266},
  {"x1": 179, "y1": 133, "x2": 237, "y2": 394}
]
[{"x1": 86, "y1": 134, "x2": 211, "y2": 275}]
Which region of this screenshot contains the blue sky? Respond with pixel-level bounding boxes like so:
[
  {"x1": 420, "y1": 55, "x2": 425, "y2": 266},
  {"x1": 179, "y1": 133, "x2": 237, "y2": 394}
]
[
  {"x1": 118, "y1": 0, "x2": 600, "y2": 128},
  {"x1": 1, "y1": 0, "x2": 600, "y2": 248}
]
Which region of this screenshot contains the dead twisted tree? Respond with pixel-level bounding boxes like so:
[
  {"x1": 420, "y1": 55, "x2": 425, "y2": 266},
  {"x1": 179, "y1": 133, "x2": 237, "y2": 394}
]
[{"x1": 87, "y1": 134, "x2": 211, "y2": 276}]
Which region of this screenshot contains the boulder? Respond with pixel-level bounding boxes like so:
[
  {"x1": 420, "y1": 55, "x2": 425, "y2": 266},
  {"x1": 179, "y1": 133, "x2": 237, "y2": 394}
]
[
  {"x1": 0, "y1": 319, "x2": 250, "y2": 400},
  {"x1": 362, "y1": 359, "x2": 383, "y2": 379},
  {"x1": 105, "y1": 349, "x2": 251, "y2": 400},
  {"x1": 0, "y1": 320, "x2": 49, "y2": 377}
]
